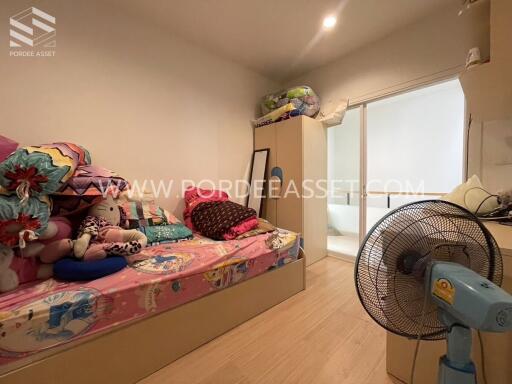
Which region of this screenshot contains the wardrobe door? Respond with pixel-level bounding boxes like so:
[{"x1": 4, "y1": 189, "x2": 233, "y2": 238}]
[
  {"x1": 254, "y1": 124, "x2": 277, "y2": 225},
  {"x1": 276, "y1": 117, "x2": 303, "y2": 234},
  {"x1": 302, "y1": 117, "x2": 327, "y2": 266}
]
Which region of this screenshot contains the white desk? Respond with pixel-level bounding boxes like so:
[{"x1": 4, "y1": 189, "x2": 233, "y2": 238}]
[{"x1": 486, "y1": 222, "x2": 512, "y2": 277}]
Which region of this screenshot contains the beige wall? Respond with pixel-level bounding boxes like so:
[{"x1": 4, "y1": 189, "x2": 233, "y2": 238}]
[
  {"x1": 0, "y1": 0, "x2": 277, "y2": 215},
  {"x1": 460, "y1": 0, "x2": 512, "y2": 191},
  {"x1": 287, "y1": 2, "x2": 490, "y2": 106}
]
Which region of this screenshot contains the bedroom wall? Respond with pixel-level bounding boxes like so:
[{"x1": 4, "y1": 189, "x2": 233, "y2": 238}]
[
  {"x1": 287, "y1": 1, "x2": 490, "y2": 106},
  {"x1": 294, "y1": 2, "x2": 490, "y2": 240},
  {"x1": 0, "y1": 0, "x2": 277, "y2": 215}
]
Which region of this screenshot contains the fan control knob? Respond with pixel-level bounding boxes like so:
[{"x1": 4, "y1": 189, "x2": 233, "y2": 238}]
[{"x1": 496, "y1": 308, "x2": 512, "y2": 328}]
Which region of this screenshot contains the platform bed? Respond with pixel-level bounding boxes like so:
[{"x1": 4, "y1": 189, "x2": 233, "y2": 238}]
[{"x1": 1, "y1": 252, "x2": 305, "y2": 384}]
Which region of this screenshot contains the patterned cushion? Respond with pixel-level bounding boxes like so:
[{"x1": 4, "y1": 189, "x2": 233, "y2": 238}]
[
  {"x1": 0, "y1": 195, "x2": 50, "y2": 247},
  {"x1": 0, "y1": 142, "x2": 90, "y2": 199}
]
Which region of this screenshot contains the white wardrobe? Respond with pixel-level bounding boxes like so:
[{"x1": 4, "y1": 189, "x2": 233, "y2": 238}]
[{"x1": 254, "y1": 115, "x2": 327, "y2": 266}]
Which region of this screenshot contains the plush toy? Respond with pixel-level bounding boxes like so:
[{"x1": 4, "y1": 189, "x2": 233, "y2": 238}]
[
  {"x1": 498, "y1": 189, "x2": 512, "y2": 210},
  {"x1": 73, "y1": 196, "x2": 147, "y2": 261},
  {"x1": 17, "y1": 216, "x2": 73, "y2": 263},
  {"x1": 0, "y1": 216, "x2": 72, "y2": 292},
  {"x1": 0, "y1": 244, "x2": 53, "y2": 293}
]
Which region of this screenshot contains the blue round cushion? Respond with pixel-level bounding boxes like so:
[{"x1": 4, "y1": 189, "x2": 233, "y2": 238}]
[{"x1": 54, "y1": 257, "x2": 127, "y2": 281}]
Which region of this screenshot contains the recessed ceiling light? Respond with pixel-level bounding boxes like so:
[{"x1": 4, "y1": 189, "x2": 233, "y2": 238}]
[{"x1": 323, "y1": 16, "x2": 337, "y2": 29}]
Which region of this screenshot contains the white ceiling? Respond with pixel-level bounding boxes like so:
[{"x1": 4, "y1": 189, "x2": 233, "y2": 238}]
[{"x1": 115, "y1": 0, "x2": 458, "y2": 82}]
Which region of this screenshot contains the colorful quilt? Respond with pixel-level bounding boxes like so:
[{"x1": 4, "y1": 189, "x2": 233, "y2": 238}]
[
  {"x1": 191, "y1": 201, "x2": 257, "y2": 240},
  {"x1": 50, "y1": 165, "x2": 130, "y2": 216},
  {"x1": 0, "y1": 229, "x2": 300, "y2": 371},
  {"x1": 52, "y1": 165, "x2": 129, "y2": 198},
  {"x1": 183, "y1": 187, "x2": 258, "y2": 240},
  {"x1": 119, "y1": 200, "x2": 179, "y2": 229},
  {"x1": 183, "y1": 187, "x2": 229, "y2": 231},
  {"x1": 50, "y1": 194, "x2": 103, "y2": 217}
]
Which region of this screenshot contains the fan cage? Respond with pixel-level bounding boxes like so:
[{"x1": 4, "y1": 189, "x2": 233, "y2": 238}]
[{"x1": 354, "y1": 200, "x2": 502, "y2": 341}]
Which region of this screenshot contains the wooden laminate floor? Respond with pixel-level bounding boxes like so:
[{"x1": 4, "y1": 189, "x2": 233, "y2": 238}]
[{"x1": 139, "y1": 257, "x2": 395, "y2": 384}]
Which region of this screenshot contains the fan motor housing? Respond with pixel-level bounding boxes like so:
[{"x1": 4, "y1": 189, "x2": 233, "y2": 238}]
[{"x1": 430, "y1": 262, "x2": 512, "y2": 332}]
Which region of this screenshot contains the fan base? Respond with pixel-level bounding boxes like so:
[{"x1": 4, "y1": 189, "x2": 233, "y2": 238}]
[
  {"x1": 438, "y1": 316, "x2": 476, "y2": 384},
  {"x1": 438, "y1": 356, "x2": 476, "y2": 384}
]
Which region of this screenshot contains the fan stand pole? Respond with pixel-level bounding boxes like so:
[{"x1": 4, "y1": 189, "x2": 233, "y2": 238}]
[{"x1": 438, "y1": 313, "x2": 477, "y2": 384}]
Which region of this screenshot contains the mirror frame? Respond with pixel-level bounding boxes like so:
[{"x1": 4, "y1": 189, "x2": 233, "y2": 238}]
[{"x1": 246, "y1": 148, "x2": 270, "y2": 217}]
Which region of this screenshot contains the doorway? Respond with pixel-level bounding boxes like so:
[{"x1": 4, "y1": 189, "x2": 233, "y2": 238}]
[{"x1": 327, "y1": 79, "x2": 465, "y2": 259}]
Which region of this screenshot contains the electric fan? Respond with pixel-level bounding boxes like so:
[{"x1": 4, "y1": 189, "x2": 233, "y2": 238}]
[{"x1": 355, "y1": 200, "x2": 512, "y2": 384}]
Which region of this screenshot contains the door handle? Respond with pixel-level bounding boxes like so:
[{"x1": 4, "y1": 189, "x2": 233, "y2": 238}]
[{"x1": 269, "y1": 167, "x2": 283, "y2": 199}]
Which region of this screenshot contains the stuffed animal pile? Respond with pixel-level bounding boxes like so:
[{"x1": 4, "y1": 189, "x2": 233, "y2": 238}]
[
  {"x1": 253, "y1": 85, "x2": 321, "y2": 127},
  {"x1": 0, "y1": 139, "x2": 142, "y2": 292}
]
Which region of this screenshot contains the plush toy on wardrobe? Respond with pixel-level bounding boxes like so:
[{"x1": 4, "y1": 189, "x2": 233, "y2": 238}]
[{"x1": 73, "y1": 195, "x2": 147, "y2": 260}]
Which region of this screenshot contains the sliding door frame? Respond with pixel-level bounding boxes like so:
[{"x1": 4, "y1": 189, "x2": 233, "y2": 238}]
[
  {"x1": 348, "y1": 75, "x2": 465, "y2": 244},
  {"x1": 358, "y1": 105, "x2": 367, "y2": 245}
]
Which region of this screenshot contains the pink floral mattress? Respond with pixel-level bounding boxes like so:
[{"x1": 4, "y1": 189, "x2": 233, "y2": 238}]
[{"x1": 0, "y1": 229, "x2": 299, "y2": 369}]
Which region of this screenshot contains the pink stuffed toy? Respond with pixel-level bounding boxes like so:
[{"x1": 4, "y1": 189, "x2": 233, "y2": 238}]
[
  {"x1": 0, "y1": 217, "x2": 73, "y2": 292},
  {"x1": 73, "y1": 196, "x2": 147, "y2": 261},
  {"x1": 0, "y1": 245, "x2": 53, "y2": 292},
  {"x1": 17, "y1": 217, "x2": 74, "y2": 263}
]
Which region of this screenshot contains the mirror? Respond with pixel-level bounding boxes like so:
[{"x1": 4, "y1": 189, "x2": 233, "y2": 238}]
[{"x1": 247, "y1": 149, "x2": 269, "y2": 217}]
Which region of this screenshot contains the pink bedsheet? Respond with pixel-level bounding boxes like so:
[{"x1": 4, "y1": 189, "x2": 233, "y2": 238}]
[{"x1": 0, "y1": 229, "x2": 300, "y2": 369}]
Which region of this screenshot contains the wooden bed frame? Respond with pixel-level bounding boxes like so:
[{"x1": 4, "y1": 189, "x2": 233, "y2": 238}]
[{"x1": 0, "y1": 251, "x2": 306, "y2": 384}]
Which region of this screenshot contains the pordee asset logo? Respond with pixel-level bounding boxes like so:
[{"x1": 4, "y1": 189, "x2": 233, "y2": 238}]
[{"x1": 9, "y1": 7, "x2": 56, "y2": 57}]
